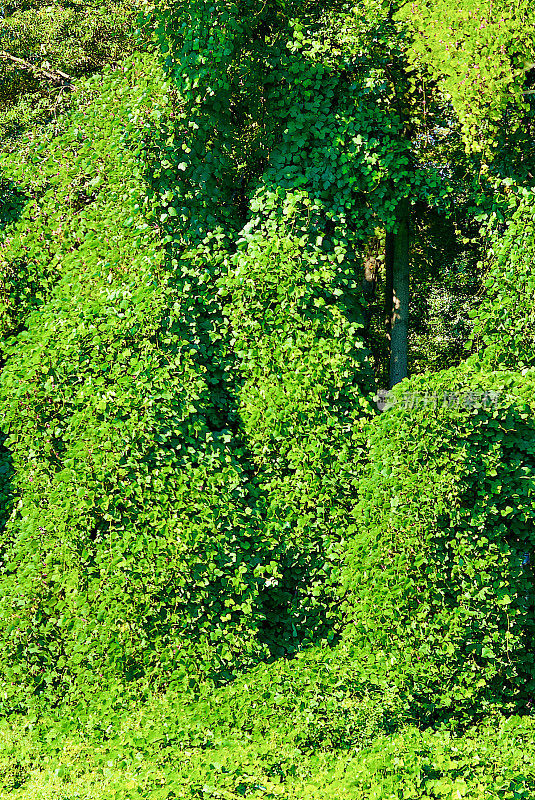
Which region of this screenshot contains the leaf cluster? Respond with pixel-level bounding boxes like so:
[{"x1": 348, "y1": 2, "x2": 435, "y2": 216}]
[
  {"x1": 397, "y1": 0, "x2": 535, "y2": 153},
  {"x1": 468, "y1": 194, "x2": 535, "y2": 370}
]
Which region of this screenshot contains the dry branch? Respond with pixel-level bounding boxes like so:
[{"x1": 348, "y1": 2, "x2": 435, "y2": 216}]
[{"x1": 0, "y1": 50, "x2": 73, "y2": 86}]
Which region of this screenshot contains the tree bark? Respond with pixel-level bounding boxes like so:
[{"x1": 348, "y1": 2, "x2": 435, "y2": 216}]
[
  {"x1": 386, "y1": 198, "x2": 410, "y2": 388},
  {"x1": 383, "y1": 230, "x2": 394, "y2": 387},
  {"x1": 362, "y1": 255, "x2": 377, "y2": 332},
  {"x1": 384, "y1": 230, "x2": 394, "y2": 336}
]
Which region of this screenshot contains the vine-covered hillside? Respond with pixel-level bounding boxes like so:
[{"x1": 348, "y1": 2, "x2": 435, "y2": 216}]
[{"x1": 0, "y1": 0, "x2": 534, "y2": 797}]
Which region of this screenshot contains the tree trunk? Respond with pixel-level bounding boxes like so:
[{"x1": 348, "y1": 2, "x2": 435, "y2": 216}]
[
  {"x1": 386, "y1": 198, "x2": 410, "y2": 388},
  {"x1": 383, "y1": 230, "x2": 394, "y2": 387}
]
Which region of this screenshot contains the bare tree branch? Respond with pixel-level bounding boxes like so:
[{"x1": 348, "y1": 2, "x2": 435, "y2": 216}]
[{"x1": 0, "y1": 50, "x2": 73, "y2": 86}]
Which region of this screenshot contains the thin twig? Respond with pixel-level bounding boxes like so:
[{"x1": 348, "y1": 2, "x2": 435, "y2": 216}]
[{"x1": 0, "y1": 50, "x2": 73, "y2": 86}]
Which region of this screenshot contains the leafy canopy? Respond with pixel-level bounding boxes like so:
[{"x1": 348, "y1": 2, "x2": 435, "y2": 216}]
[{"x1": 398, "y1": 0, "x2": 535, "y2": 152}]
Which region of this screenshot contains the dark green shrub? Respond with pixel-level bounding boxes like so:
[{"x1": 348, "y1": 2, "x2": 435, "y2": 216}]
[
  {"x1": 223, "y1": 221, "x2": 375, "y2": 652},
  {"x1": 341, "y1": 365, "x2": 535, "y2": 721}
]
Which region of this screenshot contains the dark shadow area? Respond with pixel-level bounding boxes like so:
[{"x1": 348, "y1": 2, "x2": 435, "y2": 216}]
[
  {"x1": 0, "y1": 433, "x2": 14, "y2": 545},
  {"x1": 0, "y1": 177, "x2": 32, "y2": 355},
  {"x1": 0, "y1": 177, "x2": 29, "y2": 231},
  {"x1": 0, "y1": 178, "x2": 22, "y2": 547}
]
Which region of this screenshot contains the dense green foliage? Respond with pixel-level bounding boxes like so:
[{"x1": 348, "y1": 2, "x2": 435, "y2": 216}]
[
  {"x1": 0, "y1": 0, "x2": 143, "y2": 137},
  {"x1": 398, "y1": 0, "x2": 535, "y2": 151},
  {"x1": 469, "y1": 195, "x2": 535, "y2": 370},
  {"x1": 342, "y1": 366, "x2": 535, "y2": 721},
  {"x1": 0, "y1": 0, "x2": 534, "y2": 795},
  {"x1": 0, "y1": 58, "x2": 155, "y2": 338},
  {"x1": 2, "y1": 683, "x2": 535, "y2": 798},
  {"x1": 0, "y1": 42, "x2": 375, "y2": 712},
  {"x1": 148, "y1": 0, "x2": 464, "y2": 246}
]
